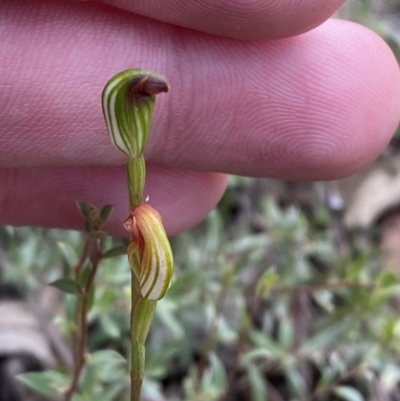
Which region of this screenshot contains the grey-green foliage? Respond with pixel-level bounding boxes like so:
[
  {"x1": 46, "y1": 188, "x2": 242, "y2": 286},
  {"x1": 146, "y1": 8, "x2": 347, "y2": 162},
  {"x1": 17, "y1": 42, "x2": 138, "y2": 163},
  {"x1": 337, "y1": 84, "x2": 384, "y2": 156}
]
[
  {"x1": 139, "y1": 181, "x2": 400, "y2": 401},
  {"x1": 3, "y1": 175, "x2": 400, "y2": 401}
]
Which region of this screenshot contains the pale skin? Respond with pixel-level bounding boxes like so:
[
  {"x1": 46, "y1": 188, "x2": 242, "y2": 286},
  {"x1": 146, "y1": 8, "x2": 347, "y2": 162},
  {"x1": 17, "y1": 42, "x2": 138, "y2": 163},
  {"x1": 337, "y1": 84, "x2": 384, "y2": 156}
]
[{"x1": 1, "y1": 0, "x2": 400, "y2": 237}]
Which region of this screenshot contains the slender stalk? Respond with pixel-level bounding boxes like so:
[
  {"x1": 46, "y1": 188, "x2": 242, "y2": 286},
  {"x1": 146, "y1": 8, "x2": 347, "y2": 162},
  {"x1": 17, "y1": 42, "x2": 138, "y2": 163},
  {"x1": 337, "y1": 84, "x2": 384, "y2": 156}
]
[
  {"x1": 65, "y1": 238, "x2": 102, "y2": 401},
  {"x1": 130, "y1": 275, "x2": 157, "y2": 401},
  {"x1": 127, "y1": 156, "x2": 146, "y2": 207},
  {"x1": 66, "y1": 237, "x2": 91, "y2": 401},
  {"x1": 131, "y1": 277, "x2": 141, "y2": 401},
  {"x1": 128, "y1": 154, "x2": 157, "y2": 401},
  {"x1": 74, "y1": 239, "x2": 91, "y2": 279}
]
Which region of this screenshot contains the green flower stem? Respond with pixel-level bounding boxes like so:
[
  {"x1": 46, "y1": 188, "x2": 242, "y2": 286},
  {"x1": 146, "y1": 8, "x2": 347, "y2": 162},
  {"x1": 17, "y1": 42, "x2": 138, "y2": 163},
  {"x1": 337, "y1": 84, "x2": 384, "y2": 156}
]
[
  {"x1": 127, "y1": 156, "x2": 146, "y2": 208},
  {"x1": 130, "y1": 275, "x2": 157, "y2": 401},
  {"x1": 129, "y1": 181, "x2": 157, "y2": 401}
]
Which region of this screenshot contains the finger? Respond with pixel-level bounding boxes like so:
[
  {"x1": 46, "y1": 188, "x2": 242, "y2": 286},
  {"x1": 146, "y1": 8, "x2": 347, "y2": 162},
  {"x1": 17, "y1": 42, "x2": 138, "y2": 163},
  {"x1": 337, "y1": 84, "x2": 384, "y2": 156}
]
[
  {"x1": 99, "y1": 0, "x2": 345, "y2": 40},
  {"x1": 0, "y1": 166, "x2": 228, "y2": 236},
  {"x1": 1, "y1": 1, "x2": 400, "y2": 181}
]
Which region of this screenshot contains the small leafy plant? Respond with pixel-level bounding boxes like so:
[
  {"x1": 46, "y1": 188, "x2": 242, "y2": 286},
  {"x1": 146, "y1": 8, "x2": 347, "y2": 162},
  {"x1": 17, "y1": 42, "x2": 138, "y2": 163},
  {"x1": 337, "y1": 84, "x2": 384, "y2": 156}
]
[{"x1": 19, "y1": 69, "x2": 173, "y2": 401}]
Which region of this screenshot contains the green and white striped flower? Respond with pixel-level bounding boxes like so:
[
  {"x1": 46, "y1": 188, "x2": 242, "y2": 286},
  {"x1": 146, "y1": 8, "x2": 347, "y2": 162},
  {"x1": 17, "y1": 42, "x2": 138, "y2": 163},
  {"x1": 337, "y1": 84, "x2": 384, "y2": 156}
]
[
  {"x1": 124, "y1": 204, "x2": 174, "y2": 300},
  {"x1": 102, "y1": 69, "x2": 169, "y2": 158}
]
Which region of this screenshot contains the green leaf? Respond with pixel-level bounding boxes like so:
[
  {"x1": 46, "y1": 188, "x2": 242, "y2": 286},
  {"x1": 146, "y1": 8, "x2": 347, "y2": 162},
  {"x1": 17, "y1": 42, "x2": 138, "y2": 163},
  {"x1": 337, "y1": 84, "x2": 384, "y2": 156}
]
[
  {"x1": 95, "y1": 384, "x2": 124, "y2": 401},
  {"x1": 100, "y1": 204, "x2": 114, "y2": 224},
  {"x1": 57, "y1": 241, "x2": 78, "y2": 267},
  {"x1": 247, "y1": 363, "x2": 267, "y2": 401},
  {"x1": 100, "y1": 315, "x2": 121, "y2": 339},
  {"x1": 278, "y1": 317, "x2": 293, "y2": 350},
  {"x1": 81, "y1": 362, "x2": 96, "y2": 397},
  {"x1": 88, "y1": 284, "x2": 96, "y2": 312},
  {"x1": 216, "y1": 315, "x2": 238, "y2": 344},
  {"x1": 102, "y1": 245, "x2": 127, "y2": 259},
  {"x1": 377, "y1": 270, "x2": 397, "y2": 288},
  {"x1": 333, "y1": 385, "x2": 364, "y2": 401},
  {"x1": 371, "y1": 284, "x2": 400, "y2": 307},
  {"x1": 255, "y1": 268, "x2": 278, "y2": 297},
  {"x1": 49, "y1": 278, "x2": 82, "y2": 295},
  {"x1": 248, "y1": 329, "x2": 285, "y2": 357},
  {"x1": 346, "y1": 254, "x2": 368, "y2": 281},
  {"x1": 301, "y1": 319, "x2": 352, "y2": 353},
  {"x1": 285, "y1": 368, "x2": 306, "y2": 400},
  {"x1": 85, "y1": 350, "x2": 127, "y2": 386},
  {"x1": 79, "y1": 265, "x2": 92, "y2": 286},
  {"x1": 313, "y1": 290, "x2": 335, "y2": 313},
  {"x1": 187, "y1": 352, "x2": 227, "y2": 398},
  {"x1": 241, "y1": 349, "x2": 273, "y2": 365},
  {"x1": 76, "y1": 201, "x2": 90, "y2": 219},
  {"x1": 18, "y1": 370, "x2": 70, "y2": 397},
  {"x1": 207, "y1": 353, "x2": 227, "y2": 395},
  {"x1": 156, "y1": 300, "x2": 185, "y2": 339}
]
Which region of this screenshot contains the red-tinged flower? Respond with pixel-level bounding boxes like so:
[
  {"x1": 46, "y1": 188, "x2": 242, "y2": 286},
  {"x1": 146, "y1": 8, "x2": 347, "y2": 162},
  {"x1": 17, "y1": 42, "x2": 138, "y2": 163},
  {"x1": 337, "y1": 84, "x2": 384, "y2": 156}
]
[{"x1": 124, "y1": 204, "x2": 173, "y2": 300}]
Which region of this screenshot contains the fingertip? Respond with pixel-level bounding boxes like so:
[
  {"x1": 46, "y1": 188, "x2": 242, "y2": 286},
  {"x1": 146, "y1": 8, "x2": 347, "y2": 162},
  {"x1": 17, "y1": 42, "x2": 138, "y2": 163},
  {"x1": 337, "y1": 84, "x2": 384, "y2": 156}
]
[
  {"x1": 204, "y1": 20, "x2": 400, "y2": 181},
  {"x1": 103, "y1": 0, "x2": 345, "y2": 40},
  {"x1": 145, "y1": 167, "x2": 229, "y2": 235},
  {"x1": 0, "y1": 166, "x2": 229, "y2": 236},
  {"x1": 312, "y1": 21, "x2": 400, "y2": 179}
]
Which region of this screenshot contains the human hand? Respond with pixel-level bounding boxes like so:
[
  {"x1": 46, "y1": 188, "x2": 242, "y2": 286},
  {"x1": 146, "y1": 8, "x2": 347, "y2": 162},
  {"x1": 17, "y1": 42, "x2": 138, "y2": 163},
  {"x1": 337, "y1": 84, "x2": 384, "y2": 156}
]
[{"x1": 1, "y1": 0, "x2": 399, "y2": 236}]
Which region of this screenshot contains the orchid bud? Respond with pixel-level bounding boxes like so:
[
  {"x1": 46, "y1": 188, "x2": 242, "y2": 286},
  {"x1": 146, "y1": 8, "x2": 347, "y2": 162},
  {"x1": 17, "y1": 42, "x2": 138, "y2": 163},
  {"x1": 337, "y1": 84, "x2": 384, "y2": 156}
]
[
  {"x1": 102, "y1": 69, "x2": 169, "y2": 158},
  {"x1": 124, "y1": 204, "x2": 173, "y2": 301}
]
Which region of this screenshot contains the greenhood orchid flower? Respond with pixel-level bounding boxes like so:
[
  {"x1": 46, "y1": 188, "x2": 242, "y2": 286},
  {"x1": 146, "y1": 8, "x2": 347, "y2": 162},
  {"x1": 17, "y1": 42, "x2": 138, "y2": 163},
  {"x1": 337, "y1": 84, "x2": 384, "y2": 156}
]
[
  {"x1": 124, "y1": 203, "x2": 174, "y2": 301},
  {"x1": 102, "y1": 69, "x2": 169, "y2": 159}
]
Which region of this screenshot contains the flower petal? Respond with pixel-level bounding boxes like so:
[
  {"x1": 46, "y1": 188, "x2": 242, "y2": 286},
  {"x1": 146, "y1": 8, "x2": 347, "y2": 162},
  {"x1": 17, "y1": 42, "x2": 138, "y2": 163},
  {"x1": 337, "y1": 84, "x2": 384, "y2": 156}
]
[
  {"x1": 125, "y1": 204, "x2": 174, "y2": 300},
  {"x1": 102, "y1": 69, "x2": 169, "y2": 158}
]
